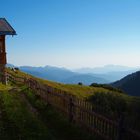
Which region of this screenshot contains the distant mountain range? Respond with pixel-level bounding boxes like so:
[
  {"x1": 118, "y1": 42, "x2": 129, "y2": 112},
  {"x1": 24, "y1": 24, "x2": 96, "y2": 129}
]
[
  {"x1": 111, "y1": 71, "x2": 140, "y2": 96},
  {"x1": 19, "y1": 66, "x2": 108, "y2": 85},
  {"x1": 73, "y1": 65, "x2": 139, "y2": 82},
  {"x1": 7, "y1": 64, "x2": 139, "y2": 85},
  {"x1": 74, "y1": 65, "x2": 138, "y2": 74}
]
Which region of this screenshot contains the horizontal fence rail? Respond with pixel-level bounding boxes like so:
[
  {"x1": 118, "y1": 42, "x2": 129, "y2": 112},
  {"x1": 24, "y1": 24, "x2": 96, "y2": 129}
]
[{"x1": 6, "y1": 71, "x2": 140, "y2": 140}]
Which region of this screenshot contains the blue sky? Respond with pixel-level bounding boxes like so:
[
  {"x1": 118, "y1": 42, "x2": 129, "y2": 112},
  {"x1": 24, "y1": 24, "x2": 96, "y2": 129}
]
[{"x1": 1, "y1": 0, "x2": 140, "y2": 68}]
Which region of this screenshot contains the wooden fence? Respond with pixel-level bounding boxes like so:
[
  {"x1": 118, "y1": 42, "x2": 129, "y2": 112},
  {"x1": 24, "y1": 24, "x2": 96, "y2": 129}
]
[{"x1": 6, "y1": 71, "x2": 140, "y2": 140}]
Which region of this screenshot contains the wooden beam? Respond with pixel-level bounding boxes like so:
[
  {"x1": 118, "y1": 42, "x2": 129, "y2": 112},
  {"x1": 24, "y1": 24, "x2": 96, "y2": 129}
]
[{"x1": 0, "y1": 35, "x2": 7, "y2": 84}]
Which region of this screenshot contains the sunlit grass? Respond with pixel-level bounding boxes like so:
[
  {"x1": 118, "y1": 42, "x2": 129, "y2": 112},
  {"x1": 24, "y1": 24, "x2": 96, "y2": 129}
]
[
  {"x1": 0, "y1": 88, "x2": 53, "y2": 140},
  {"x1": 6, "y1": 68, "x2": 125, "y2": 98},
  {"x1": 0, "y1": 82, "x2": 12, "y2": 91}
]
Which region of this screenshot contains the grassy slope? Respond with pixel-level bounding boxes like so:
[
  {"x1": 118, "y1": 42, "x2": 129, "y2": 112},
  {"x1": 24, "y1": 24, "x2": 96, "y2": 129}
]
[
  {"x1": 0, "y1": 83, "x2": 53, "y2": 140},
  {"x1": 0, "y1": 83, "x2": 99, "y2": 140},
  {"x1": 7, "y1": 69, "x2": 140, "y2": 112},
  {"x1": 7, "y1": 68, "x2": 124, "y2": 98},
  {"x1": 7, "y1": 69, "x2": 140, "y2": 113},
  {"x1": 23, "y1": 87, "x2": 98, "y2": 140},
  {"x1": 5, "y1": 69, "x2": 140, "y2": 134}
]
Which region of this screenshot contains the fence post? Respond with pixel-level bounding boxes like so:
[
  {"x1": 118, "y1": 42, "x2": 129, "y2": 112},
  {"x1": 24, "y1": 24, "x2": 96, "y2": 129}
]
[
  {"x1": 69, "y1": 97, "x2": 74, "y2": 122},
  {"x1": 117, "y1": 114, "x2": 124, "y2": 140}
]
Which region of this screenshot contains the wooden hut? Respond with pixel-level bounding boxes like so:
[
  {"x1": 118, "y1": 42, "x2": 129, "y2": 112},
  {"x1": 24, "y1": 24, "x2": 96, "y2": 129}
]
[{"x1": 0, "y1": 18, "x2": 16, "y2": 84}]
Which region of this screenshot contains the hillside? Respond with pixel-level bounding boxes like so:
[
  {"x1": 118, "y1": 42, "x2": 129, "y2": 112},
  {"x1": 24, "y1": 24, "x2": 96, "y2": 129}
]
[
  {"x1": 112, "y1": 71, "x2": 140, "y2": 96},
  {"x1": 0, "y1": 82, "x2": 97, "y2": 140},
  {"x1": 0, "y1": 68, "x2": 121, "y2": 140},
  {"x1": 0, "y1": 68, "x2": 140, "y2": 139},
  {"x1": 7, "y1": 64, "x2": 140, "y2": 84},
  {"x1": 6, "y1": 68, "x2": 123, "y2": 98},
  {"x1": 9, "y1": 64, "x2": 140, "y2": 84}
]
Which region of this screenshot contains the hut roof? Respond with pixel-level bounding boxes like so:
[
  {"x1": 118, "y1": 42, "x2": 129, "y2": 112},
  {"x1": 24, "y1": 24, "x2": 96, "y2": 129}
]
[{"x1": 0, "y1": 18, "x2": 16, "y2": 35}]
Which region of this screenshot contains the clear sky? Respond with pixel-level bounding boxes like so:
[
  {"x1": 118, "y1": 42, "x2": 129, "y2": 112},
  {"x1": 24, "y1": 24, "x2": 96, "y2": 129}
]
[{"x1": 0, "y1": 0, "x2": 140, "y2": 68}]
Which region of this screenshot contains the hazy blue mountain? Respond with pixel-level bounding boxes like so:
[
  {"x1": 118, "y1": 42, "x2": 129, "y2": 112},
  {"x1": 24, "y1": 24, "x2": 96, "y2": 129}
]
[
  {"x1": 73, "y1": 65, "x2": 139, "y2": 82},
  {"x1": 7, "y1": 64, "x2": 139, "y2": 85},
  {"x1": 111, "y1": 71, "x2": 140, "y2": 96},
  {"x1": 89, "y1": 70, "x2": 139, "y2": 82},
  {"x1": 20, "y1": 66, "x2": 76, "y2": 83},
  {"x1": 74, "y1": 65, "x2": 138, "y2": 74},
  {"x1": 19, "y1": 66, "x2": 109, "y2": 84},
  {"x1": 62, "y1": 74, "x2": 109, "y2": 85}
]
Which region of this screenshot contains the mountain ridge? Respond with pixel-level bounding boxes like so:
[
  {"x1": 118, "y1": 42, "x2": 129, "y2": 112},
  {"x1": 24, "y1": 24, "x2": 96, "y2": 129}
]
[
  {"x1": 111, "y1": 71, "x2": 140, "y2": 96},
  {"x1": 7, "y1": 64, "x2": 139, "y2": 85},
  {"x1": 74, "y1": 65, "x2": 139, "y2": 74}
]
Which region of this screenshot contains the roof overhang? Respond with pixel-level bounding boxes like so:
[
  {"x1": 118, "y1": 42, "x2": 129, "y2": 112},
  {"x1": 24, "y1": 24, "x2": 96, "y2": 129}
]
[{"x1": 0, "y1": 18, "x2": 16, "y2": 36}]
